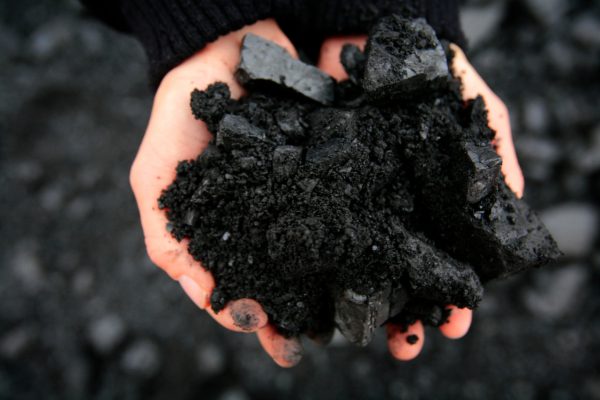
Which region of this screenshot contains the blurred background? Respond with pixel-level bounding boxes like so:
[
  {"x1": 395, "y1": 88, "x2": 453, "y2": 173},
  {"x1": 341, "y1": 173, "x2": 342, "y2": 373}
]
[{"x1": 0, "y1": 0, "x2": 598, "y2": 399}]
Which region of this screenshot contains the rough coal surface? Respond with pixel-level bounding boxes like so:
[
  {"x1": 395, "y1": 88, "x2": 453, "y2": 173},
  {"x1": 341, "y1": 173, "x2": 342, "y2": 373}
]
[
  {"x1": 406, "y1": 334, "x2": 419, "y2": 345},
  {"x1": 362, "y1": 16, "x2": 450, "y2": 99},
  {"x1": 159, "y1": 16, "x2": 559, "y2": 341},
  {"x1": 235, "y1": 34, "x2": 335, "y2": 105}
]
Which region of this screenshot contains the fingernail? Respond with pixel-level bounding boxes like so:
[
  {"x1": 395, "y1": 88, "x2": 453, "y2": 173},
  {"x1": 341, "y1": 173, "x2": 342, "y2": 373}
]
[
  {"x1": 179, "y1": 275, "x2": 209, "y2": 309},
  {"x1": 229, "y1": 299, "x2": 267, "y2": 331},
  {"x1": 258, "y1": 325, "x2": 303, "y2": 367},
  {"x1": 281, "y1": 339, "x2": 303, "y2": 366}
]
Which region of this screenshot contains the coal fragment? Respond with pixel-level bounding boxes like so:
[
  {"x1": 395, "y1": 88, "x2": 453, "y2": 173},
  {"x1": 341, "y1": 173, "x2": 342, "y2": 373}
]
[
  {"x1": 276, "y1": 108, "x2": 306, "y2": 140},
  {"x1": 306, "y1": 138, "x2": 351, "y2": 171},
  {"x1": 272, "y1": 146, "x2": 303, "y2": 181},
  {"x1": 423, "y1": 179, "x2": 562, "y2": 281},
  {"x1": 306, "y1": 108, "x2": 357, "y2": 141},
  {"x1": 363, "y1": 16, "x2": 449, "y2": 99},
  {"x1": 183, "y1": 209, "x2": 198, "y2": 226},
  {"x1": 235, "y1": 34, "x2": 335, "y2": 105},
  {"x1": 216, "y1": 114, "x2": 267, "y2": 149},
  {"x1": 191, "y1": 83, "x2": 232, "y2": 133},
  {"x1": 296, "y1": 178, "x2": 319, "y2": 193},
  {"x1": 196, "y1": 144, "x2": 221, "y2": 167},
  {"x1": 334, "y1": 285, "x2": 391, "y2": 346},
  {"x1": 340, "y1": 44, "x2": 366, "y2": 85},
  {"x1": 475, "y1": 183, "x2": 563, "y2": 279},
  {"x1": 459, "y1": 142, "x2": 503, "y2": 203},
  {"x1": 389, "y1": 286, "x2": 409, "y2": 318},
  {"x1": 398, "y1": 225, "x2": 484, "y2": 309}
]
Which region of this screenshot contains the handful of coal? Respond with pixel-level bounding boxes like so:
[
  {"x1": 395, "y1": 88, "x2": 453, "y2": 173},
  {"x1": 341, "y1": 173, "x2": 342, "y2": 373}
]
[{"x1": 159, "y1": 16, "x2": 560, "y2": 345}]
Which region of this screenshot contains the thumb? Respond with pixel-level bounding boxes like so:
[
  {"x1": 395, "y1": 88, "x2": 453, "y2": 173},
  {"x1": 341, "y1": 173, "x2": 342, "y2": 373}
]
[{"x1": 317, "y1": 36, "x2": 367, "y2": 81}]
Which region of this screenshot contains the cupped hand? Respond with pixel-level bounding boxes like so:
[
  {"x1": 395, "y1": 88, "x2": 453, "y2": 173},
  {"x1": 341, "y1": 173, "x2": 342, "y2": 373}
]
[
  {"x1": 317, "y1": 36, "x2": 524, "y2": 361},
  {"x1": 130, "y1": 19, "x2": 303, "y2": 367}
]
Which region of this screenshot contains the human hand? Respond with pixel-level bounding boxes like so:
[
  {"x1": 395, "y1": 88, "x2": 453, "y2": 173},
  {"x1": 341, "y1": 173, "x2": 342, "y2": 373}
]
[
  {"x1": 130, "y1": 19, "x2": 304, "y2": 367},
  {"x1": 449, "y1": 43, "x2": 524, "y2": 198},
  {"x1": 317, "y1": 36, "x2": 524, "y2": 360}
]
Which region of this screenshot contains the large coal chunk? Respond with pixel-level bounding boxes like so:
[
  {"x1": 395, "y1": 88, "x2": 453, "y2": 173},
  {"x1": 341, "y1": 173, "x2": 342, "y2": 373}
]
[
  {"x1": 458, "y1": 142, "x2": 503, "y2": 204},
  {"x1": 216, "y1": 114, "x2": 267, "y2": 149},
  {"x1": 305, "y1": 138, "x2": 348, "y2": 163},
  {"x1": 420, "y1": 175, "x2": 561, "y2": 282},
  {"x1": 465, "y1": 182, "x2": 562, "y2": 280},
  {"x1": 340, "y1": 44, "x2": 366, "y2": 85},
  {"x1": 305, "y1": 138, "x2": 363, "y2": 173},
  {"x1": 334, "y1": 285, "x2": 392, "y2": 346},
  {"x1": 276, "y1": 108, "x2": 307, "y2": 141},
  {"x1": 363, "y1": 16, "x2": 449, "y2": 99},
  {"x1": 236, "y1": 34, "x2": 335, "y2": 105},
  {"x1": 397, "y1": 225, "x2": 484, "y2": 309}
]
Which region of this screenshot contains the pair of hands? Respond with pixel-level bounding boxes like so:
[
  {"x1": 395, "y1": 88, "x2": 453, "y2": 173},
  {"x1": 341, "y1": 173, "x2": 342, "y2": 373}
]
[{"x1": 130, "y1": 19, "x2": 524, "y2": 366}]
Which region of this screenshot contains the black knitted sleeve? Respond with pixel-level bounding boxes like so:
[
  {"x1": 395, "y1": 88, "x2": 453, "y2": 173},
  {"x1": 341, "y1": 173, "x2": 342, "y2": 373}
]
[{"x1": 80, "y1": 0, "x2": 465, "y2": 87}]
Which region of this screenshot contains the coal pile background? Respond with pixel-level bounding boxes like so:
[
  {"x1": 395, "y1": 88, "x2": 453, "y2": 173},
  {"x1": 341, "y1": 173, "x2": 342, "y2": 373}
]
[{"x1": 1, "y1": 0, "x2": 599, "y2": 399}]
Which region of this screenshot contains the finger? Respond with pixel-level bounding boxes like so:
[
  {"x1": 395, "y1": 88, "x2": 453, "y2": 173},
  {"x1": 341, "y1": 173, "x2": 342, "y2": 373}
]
[
  {"x1": 317, "y1": 35, "x2": 367, "y2": 81},
  {"x1": 449, "y1": 43, "x2": 524, "y2": 198},
  {"x1": 439, "y1": 305, "x2": 472, "y2": 339},
  {"x1": 199, "y1": 19, "x2": 298, "y2": 74},
  {"x1": 205, "y1": 299, "x2": 268, "y2": 333},
  {"x1": 257, "y1": 324, "x2": 303, "y2": 367},
  {"x1": 179, "y1": 274, "x2": 211, "y2": 309},
  {"x1": 387, "y1": 320, "x2": 425, "y2": 361},
  {"x1": 130, "y1": 62, "x2": 241, "y2": 286}
]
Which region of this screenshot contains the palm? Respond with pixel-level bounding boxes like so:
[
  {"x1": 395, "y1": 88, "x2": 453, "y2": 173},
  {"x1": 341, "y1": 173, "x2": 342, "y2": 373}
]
[{"x1": 130, "y1": 20, "x2": 302, "y2": 367}]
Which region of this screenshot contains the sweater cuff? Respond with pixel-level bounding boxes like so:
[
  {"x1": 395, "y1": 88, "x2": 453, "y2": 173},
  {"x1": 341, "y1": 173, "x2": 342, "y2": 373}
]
[
  {"x1": 121, "y1": 0, "x2": 294, "y2": 88},
  {"x1": 408, "y1": 0, "x2": 466, "y2": 47},
  {"x1": 310, "y1": 0, "x2": 465, "y2": 46},
  {"x1": 117, "y1": 0, "x2": 464, "y2": 88}
]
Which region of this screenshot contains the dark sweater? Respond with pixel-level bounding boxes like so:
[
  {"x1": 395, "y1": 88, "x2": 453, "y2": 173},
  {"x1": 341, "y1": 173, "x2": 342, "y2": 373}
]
[{"x1": 81, "y1": 0, "x2": 465, "y2": 87}]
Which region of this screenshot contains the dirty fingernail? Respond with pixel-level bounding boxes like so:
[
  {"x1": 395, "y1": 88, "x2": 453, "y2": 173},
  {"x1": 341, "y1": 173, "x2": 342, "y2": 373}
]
[
  {"x1": 257, "y1": 325, "x2": 303, "y2": 367},
  {"x1": 179, "y1": 275, "x2": 210, "y2": 309},
  {"x1": 280, "y1": 337, "x2": 303, "y2": 367},
  {"x1": 230, "y1": 299, "x2": 268, "y2": 331}
]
